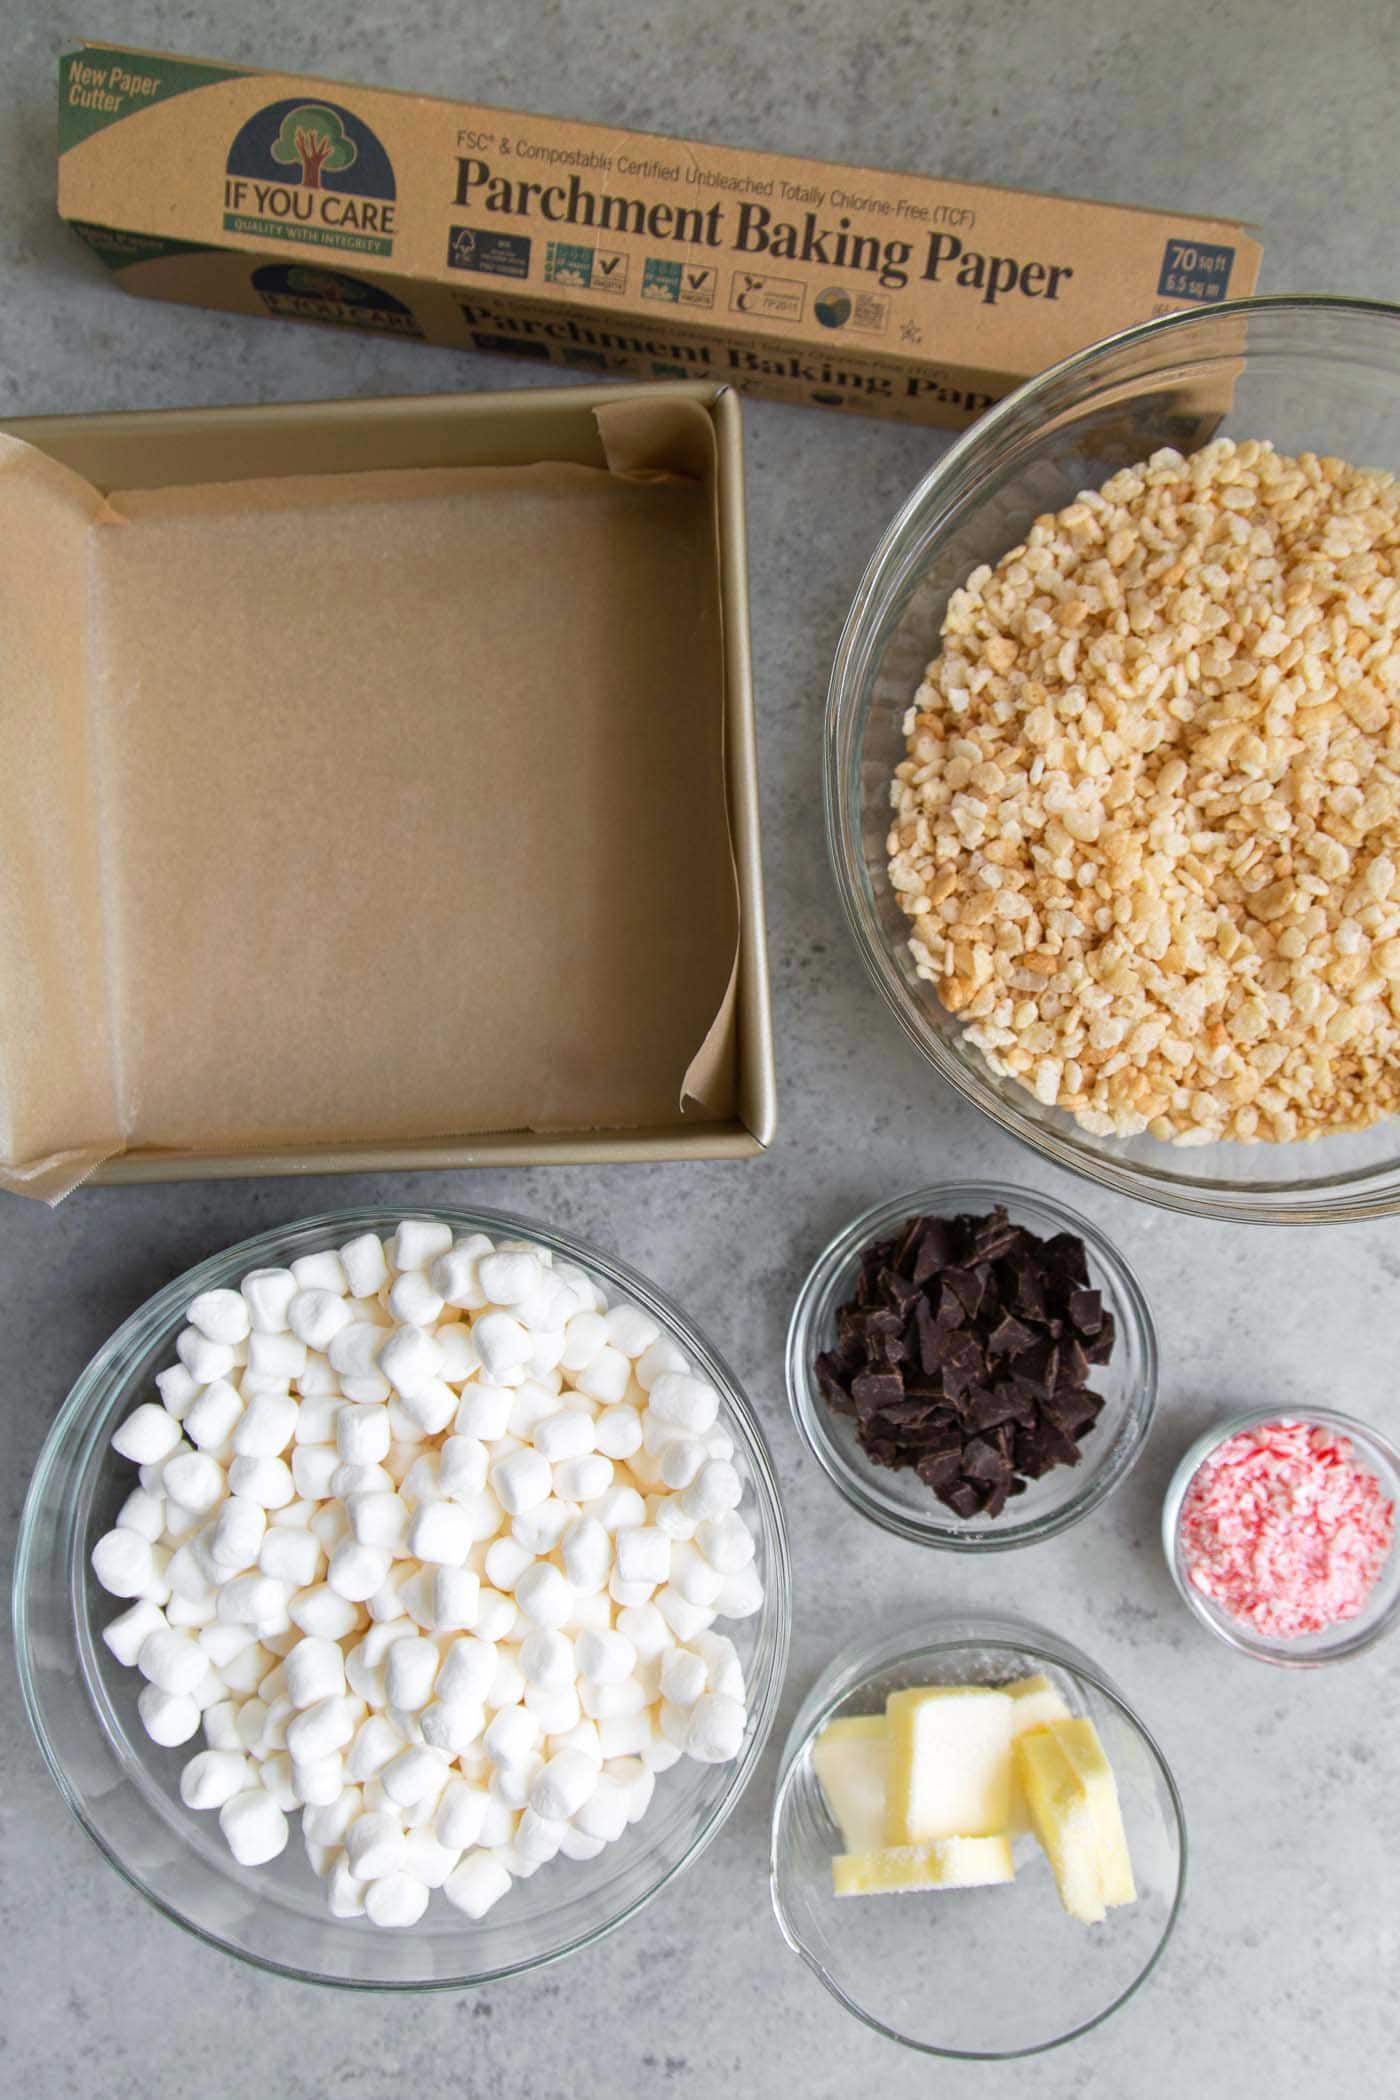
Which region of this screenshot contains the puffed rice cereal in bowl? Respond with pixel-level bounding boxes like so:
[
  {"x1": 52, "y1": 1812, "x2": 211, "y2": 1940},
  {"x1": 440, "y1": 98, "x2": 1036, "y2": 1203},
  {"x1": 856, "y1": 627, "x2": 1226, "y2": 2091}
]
[{"x1": 887, "y1": 438, "x2": 1400, "y2": 1145}]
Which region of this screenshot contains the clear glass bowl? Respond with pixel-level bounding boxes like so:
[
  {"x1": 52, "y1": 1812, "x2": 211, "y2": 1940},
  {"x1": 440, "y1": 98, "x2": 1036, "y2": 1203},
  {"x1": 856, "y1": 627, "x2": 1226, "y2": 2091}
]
[
  {"x1": 770, "y1": 1613, "x2": 1186, "y2": 2059},
  {"x1": 13, "y1": 1206, "x2": 790, "y2": 1988},
  {"x1": 826, "y1": 294, "x2": 1400, "y2": 1223},
  {"x1": 786, "y1": 1181, "x2": 1156, "y2": 1550},
  {"x1": 1162, "y1": 1404, "x2": 1400, "y2": 1665}
]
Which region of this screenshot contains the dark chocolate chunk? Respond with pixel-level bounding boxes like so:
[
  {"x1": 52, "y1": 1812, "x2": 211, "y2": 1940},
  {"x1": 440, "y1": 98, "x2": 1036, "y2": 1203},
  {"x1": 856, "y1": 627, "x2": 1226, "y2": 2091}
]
[
  {"x1": 851, "y1": 1369, "x2": 904, "y2": 1417},
  {"x1": 1068, "y1": 1286, "x2": 1103, "y2": 1337},
  {"x1": 1084, "y1": 1309, "x2": 1117, "y2": 1365},
  {"x1": 986, "y1": 1312, "x2": 1037, "y2": 1359}
]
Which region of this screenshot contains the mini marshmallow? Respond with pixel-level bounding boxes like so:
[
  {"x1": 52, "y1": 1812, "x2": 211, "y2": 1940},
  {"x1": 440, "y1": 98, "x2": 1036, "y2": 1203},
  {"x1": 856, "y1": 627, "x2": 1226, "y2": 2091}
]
[
  {"x1": 695, "y1": 1511, "x2": 755, "y2": 1575},
  {"x1": 346, "y1": 1714, "x2": 406, "y2": 1782},
  {"x1": 681, "y1": 1459, "x2": 743, "y2": 1523},
  {"x1": 647, "y1": 1372, "x2": 720, "y2": 1437},
  {"x1": 155, "y1": 1363, "x2": 201, "y2": 1419},
  {"x1": 393, "y1": 1219, "x2": 454, "y2": 1272},
  {"x1": 659, "y1": 1437, "x2": 707, "y2": 1491},
  {"x1": 292, "y1": 1753, "x2": 346, "y2": 1808},
  {"x1": 285, "y1": 1695, "x2": 358, "y2": 1765},
  {"x1": 513, "y1": 1808, "x2": 566, "y2": 1865},
  {"x1": 511, "y1": 1500, "x2": 577, "y2": 1557},
  {"x1": 421, "y1": 1699, "x2": 487, "y2": 1755},
  {"x1": 478, "y1": 1250, "x2": 545, "y2": 1307},
  {"x1": 328, "y1": 1540, "x2": 393, "y2": 1603},
  {"x1": 202, "y1": 1700, "x2": 243, "y2": 1753},
  {"x1": 561, "y1": 1515, "x2": 611, "y2": 1593},
  {"x1": 308, "y1": 1501, "x2": 351, "y2": 1553},
  {"x1": 453, "y1": 1383, "x2": 514, "y2": 1441},
  {"x1": 285, "y1": 1636, "x2": 347, "y2": 1709},
  {"x1": 286, "y1": 1249, "x2": 347, "y2": 1296},
  {"x1": 436, "y1": 1635, "x2": 497, "y2": 1708},
  {"x1": 615, "y1": 1602, "x2": 673, "y2": 1661},
  {"x1": 167, "y1": 1592, "x2": 217, "y2": 1630},
  {"x1": 187, "y1": 1289, "x2": 252, "y2": 1346},
  {"x1": 117, "y1": 1486, "x2": 170, "y2": 1542},
  {"x1": 483, "y1": 1703, "x2": 540, "y2": 1766},
  {"x1": 431, "y1": 1236, "x2": 493, "y2": 1311},
  {"x1": 294, "y1": 1396, "x2": 343, "y2": 1447},
  {"x1": 669, "y1": 1540, "x2": 726, "y2": 1607},
  {"x1": 410, "y1": 1500, "x2": 474, "y2": 1567},
  {"x1": 641, "y1": 1734, "x2": 684, "y2": 1776},
  {"x1": 138, "y1": 1683, "x2": 201, "y2": 1746},
  {"x1": 714, "y1": 1563, "x2": 764, "y2": 1618},
  {"x1": 327, "y1": 1322, "x2": 384, "y2": 1381},
  {"x1": 473, "y1": 1588, "x2": 517, "y2": 1643},
  {"x1": 433, "y1": 1325, "x2": 480, "y2": 1387},
  {"x1": 331, "y1": 1462, "x2": 393, "y2": 1504},
  {"x1": 335, "y1": 1404, "x2": 391, "y2": 1467},
  {"x1": 300, "y1": 1789, "x2": 362, "y2": 1852},
  {"x1": 102, "y1": 1597, "x2": 166, "y2": 1668},
  {"x1": 437, "y1": 1434, "x2": 488, "y2": 1499},
  {"x1": 444, "y1": 1852, "x2": 513, "y2": 1919},
  {"x1": 288, "y1": 1583, "x2": 362, "y2": 1641},
  {"x1": 228, "y1": 1456, "x2": 295, "y2": 1509},
  {"x1": 605, "y1": 1754, "x2": 657, "y2": 1826},
  {"x1": 485, "y1": 1648, "x2": 528, "y2": 1712},
  {"x1": 491, "y1": 1446, "x2": 552, "y2": 1516},
  {"x1": 176, "y1": 1327, "x2": 237, "y2": 1387},
  {"x1": 483, "y1": 1534, "x2": 533, "y2": 1592},
  {"x1": 650, "y1": 1494, "x2": 698, "y2": 1543},
  {"x1": 551, "y1": 1718, "x2": 604, "y2": 1768},
  {"x1": 182, "y1": 1379, "x2": 244, "y2": 1453},
  {"x1": 429, "y1": 1567, "x2": 481, "y2": 1634},
  {"x1": 654, "y1": 1586, "x2": 716, "y2": 1642},
  {"x1": 474, "y1": 1312, "x2": 533, "y2": 1384},
  {"x1": 596, "y1": 1710, "x2": 656, "y2": 1761},
  {"x1": 436, "y1": 1780, "x2": 489, "y2": 1851},
  {"x1": 557, "y1": 1824, "x2": 606, "y2": 1862},
  {"x1": 91, "y1": 1529, "x2": 165, "y2": 1601},
  {"x1": 387, "y1": 1270, "x2": 445, "y2": 1328},
  {"x1": 553, "y1": 1453, "x2": 613, "y2": 1504},
  {"x1": 659, "y1": 1647, "x2": 708, "y2": 1708},
  {"x1": 347, "y1": 1811, "x2": 408, "y2": 1881},
  {"x1": 529, "y1": 1745, "x2": 603, "y2": 1823},
  {"x1": 579, "y1": 1676, "x2": 646, "y2": 1722},
  {"x1": 585, "y1": 1482, "x2": 646, "y2": 1534},
  {"x1": 344, "y1": 1374, "x2": 393, "y2": 1407},
  {"x1": 397, "y1": 1378, "x2": 459, "y2": 1437},
  {"x1": 593, "y1": 1405, "x2": 644, "y2": 1461},
  {"x1": 690, "y1": 1630, "x2": 745, "y2": 1703},
  {"x1": 209, "y1": 1497, "x2": 268, "y2": 1572},
  {"x1": 560, "y1": 1311, "x2": 609, "y2": 1373},
  {"x1": 241, "y1": 1268, "x2": 298, "y2": 1334},
  {"x1": 381, "y1": 1743, "x2": 450, "y2": 1810},
  {"x1": 489, "y1": 1753, "x2": 543, "y2": 1812},
  {"x1": 400, "y1": 1831, "x2": 461, "y2": 1889},
  {"x1": 614, "y1": 1526, "x2": 670, "y2": 1588},
  {"x1": 525, "y1": 1684, "x2": 582, "y2": 1736},
  {"x1": 328, "y1": 1858, "x2": 368, "y2": 1918},
  {"x1": 572, "y1": 1348, "x2": 631, "y2": 1407},
  {"x1": 340, "y1": 1232, "x2": 390, "y2": 1299},
  {"x1": 572, "y1": 1775, "x2": 629, "y2": 1843},
  {"x1": 220, "y1": 1787, "x2": 289, "y2": 1865},
  {"x1": 608, "y1": 1573, "x2": 656, "y2": 1609},
  {"x1": 519, "y1": 1629, "x2": 576, "y2": 1691},
  {"x1": 635, "y1": 1336, "x2": 690, "y2": 1391},
  {"x1": 112, "y1": 1403, "x2": 184, "y2": 1466},
  {"x1": 532, "y1": 1408, "x2": 596, "y2": 1463},
  {"x1": 220, "y1": 1643, "x2": 274, "y2": 1697},
  {"x1": 514, "y1": 1562, "x2": 573, "y2": 1630},
  {"x1": 348, "y1": 1490, "x2": 410, "y2": 1555},
  {"x1": 139, "y1": 1626, "x2": 209, "y2": 1696},
  {"x1": 385, "y1": 1636, "x2": 440, "y2": 1712},
  {"x1": 574, "y1": 1628, "x2": 637, "y2": 1685},
  {"x1": 377, "y1": 1325, "x2": 443, "y2": 1401},
  {"x1": 685, "y1": 1693, "x2": 746, "y2": 1764},
  {"x1": 569, "y1": 1589, "x2": 613, "y2": 1633},
  {"x1": 231, "y1": 1392, "x2": 297, "y2": 1461},
  {"x1": 604, "y1": 1302, "x2": 662, "y2": 1358}
]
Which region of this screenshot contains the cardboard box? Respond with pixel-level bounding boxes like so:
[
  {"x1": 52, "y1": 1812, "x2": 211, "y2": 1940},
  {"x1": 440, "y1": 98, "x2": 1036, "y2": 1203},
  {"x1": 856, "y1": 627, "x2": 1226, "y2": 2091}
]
[
  {"x1": 57, "y1": 41, "x2": 1262, "y2": 429},
  {"x1": 0, "y1": 381, "x2": 774, "y2": 1198}
]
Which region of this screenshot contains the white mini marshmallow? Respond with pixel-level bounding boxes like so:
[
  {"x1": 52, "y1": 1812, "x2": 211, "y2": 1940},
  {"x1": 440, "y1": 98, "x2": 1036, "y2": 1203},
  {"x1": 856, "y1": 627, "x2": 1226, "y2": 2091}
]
[
  {"x1": 155, "y1": 1363, "x2": 201, "y2": 1419},
  {"x1": 608, "y1": 1573, "x2": 655, "y2": 1610},
  {"x1": 327, "y1": 1322, "x2": 384, "y2": 1381},
  {"x1": 433, "y1": 1326, "x2": 479, "y2": 1386},
  {"x1": 579, "y1": 1675, "x2": 646, "y2": 1722},
  {"x1": 288, "y1": 1583, "x2": 361, "y2": 1642},
  {"x1": 685, "y1": 1693, "x2": 746, "y2": 1764},
  {"x1": 102, "y1": 1597, "x2": 166, "y2": 1668},
  {"x1": 241, "y1": 1268, "x2": 298, "y2": 1334},
  {"x1": 187, "y1": 1289, "x2": 252, "y2": 1345},
  {"x1": 287, "y1": 1248, "x2": 347, "y2": 1295},
  {"x1": 569, "y1": 1590, "x2": 613, "y2": 1634},
  {"x1": 209, "y1": 1497, "x2": 267, "y2": 1572},
  {"x1": 696, "y1": 1511, "x2": 755, "y2": 1575},
  {"x1": 292, "y1": 1753, "x2": 346, "y2": 1807},
  {"x1": 331, "y1": 1463, "x2": 393, "y2": 1505},
  {"x1": 435, "y1": 1435, "x2": 488, "y2": 1501},
  {"x1": 635, "y1": 1336, "x2": 690, "y2": 1391},
  {"x1": 659, "y1": 1438, "x2": 707, "y2": 1491},
  {"x1": 478, "y1": 1250, "x2": 545, "y2": 1307},
  {"x1": 659, "y1": 1647, "x2": 708, "y2": 1708},
  {"x1": 138, "y1": 1683, "x2": 201, "y2": 1746},
  {"x1": 220, "y1": 1787, "x2": 289, "y2": 1865},
  {"x1": 286, "y1": 1695, "x2": 358, "y2": 1765},
  {"x1": 484, "y1": 1535, "x2": 534, "y2": 1593},
  {"x1": 420, "y1": 1699, "x2": 486, "y2": 1755},
  {"x1": 444, "y1": 1852, "x2": 513, "y2": 1919},
  {"x1": 614, "y1": 1526, "x2": 670, "y2": 1588},
  {"x1": 560, "y1": 1311, "x2": 609, "y2": 1373},
  {"x1": 650, "y1": 1494, "x2": 697, "y2": 1543},
  {"x1": 91, "y1": 1528, "x2": 164, "y2": 1600},
  {"x1": 482, "y1": 1703, "x2": 540, "y2": 1766},
  {"x1": 532, "y1": 1409, "x2": 596, "y2": 1464},
  {"x1": 202, "y1": 1700, "x2": 243, "y2": 1753},
  {"x1": 434, "y1": 1779, "x2": 489, "y2": 1851},
  {"x1": 519, "y1": 1628, "x2": 576, "y2": 1691},
  {"x1": 715, "y1": 1563, "x2": 764, "y2": 1618},
  {"x1": 345, "y1": 1715, "x2": 405, "y2": 1783},
  {"x1": 525, "y1": 1683, "x2": 582, "y2": 1736},
  {"x1": 397, "y1": 1378, "x2": 459, "y2": 1438},
  {"x1": 604, "y1": 1303, "x2": 662, "y2": 1358},
  {"x1": 232, "y1": 1392, "x2": 297, "y2": 1461},
  {"x1": 615, "y1": 1602, "x2": 673, "y2": 1661},
  {"x1": 489, "y1": 1753, "x2": 543, "y2": 1813},
  {"x1": 513, "y1": 1808, "x2": 566, "y2": 1864},
  {"x1": 138, "y1": 1626, "x2": 209, "y2": 1696},
  {"x1": 167, "y1": 1592, "x2": 217, "y2": 1630},
  {"x1": 294, "y1": 1396, "x2": 342, "y2": 1448},
  {"x1": 574, "y1": 1628, "x2": 637, "y2": 1685},
  {"x1": 561, "y1": 1515, "x2": 611, "y2": 1593},
  {"x1": 669, "y1": 1539, "x2": 726, "y2": 1606},
  {"x1": 183, "y1": 1379, "x2": 244, "y2": 1453},
  {"x1": 690, "y1": 1630, "x2": 745, "y2": 1703},
  {"x1": 553, "y1": 1454, "x2": 613, "y2": 1504},
  {"x1": 285, "y1": 1636, "x2": 347, "y2": 1709},
  {"x1": 388, "y1": 1270, "x2": 445, "y2": 1328},
  {"x1": 654, "y1": 1586, "x2": 715, "y2": 1642},
  {"x1": 595, "y1": 1710, "x2": 654, "y2": 1760},
  {"x1": 221, "y1": 1644, "x2": 274, "y2": 1698},
  {"x1": 339, "y1": 1231, "x2": 390, "y2": 1298},
  {"x1": 435, "y1": 1635, "x2": 496, "y2": 1709},
  {"x1": 410, "y1": 1500, "x2": 474, "y2": 1568},
  {"x1": 303, "y1": 1785, "x2": 363, "y2": 1848},
  {"x1": 377, "y1": 1325, "x2": 443, "y2": 1401},
  {"x1": 474, "y1": 1312, "x2": 532, "y2": 1384},
  {"x1": 228, "y1": 1456, "x2": 295, "y2": 1509},
  {"x1": 382, "y1": 1743, "x2": 450, "y2": 1810},
  {"x1": 646, "y1": 1372, "x2": 719, "y2": 1437},
  {"x1": 453, "y1": 1383, "x2": 514, "y2": 1441},
  {"x1": 385, "y1": 1636, "x2": 440, "y2": 1712},
  {"x1": 400, "y1": 1830, "x2": 461, "y2": 1888},
  {"x1": 348, "y1": 1490, "x2": 410, "y2": 1555},
  {"x1": 485, "y1": 1649, "x2": 527, "y2": 1711},
  {"x1": 344, "y1": 1374, "x2": 393, "y2": 1407},
  {"x1": 393, "y1": 1219, "x2": 454, "y2": 1272},
  {"x1": 572, "y1": 1776, "x2": 629, "y2": 1843},
  {"x1": 681, "y1": 1459, "x2": 743, "y2": 1522},
  {"x1": 585, "y1": 1482, "x2": 646, "y2": 1534},
  {"x1": 593, "y1": 1405, "x2": 644, "y2": 1461},
  {"x1": 347, "y1": 1811, "x2": 408, "y2": 1881},
  {"x1": 176, "y1": 1327, "x2": 236, "y2": 1387},
  {"x1": 158, "y1": 1452, "x2": 224, "y2": 1517},
  {"x1": 309, "y1": 1501, "x2": 351, "y2": 1553},
  {"x1": 431, "y1": 1235, "x2": 494, "y2": 1311},
  {"x1": 557, "y1": 1824, "x2": 606, "y2": 1862},
  {"x1": 573, "y1": 1348, "x2": 631, "y2": 1406},
  {"x1": 490, "y1": 1446, "x2": 552, "y2": 1516},
  {"x1": 641, "y1": 1734, "x2": 684, "y2": 1775},
  {"x1": 112, "y1": 1403, "x2": 184, "y2": 1466},
  {"x1": 514, "y1": 1562, "x2": 573, "y2": 1630},
  {"x1": 328, "y1": 1858, "x2": 368, "y2": 1919},
  {"x1": 328, "y1": 1540, "x2": 393, "y2": 1603}
]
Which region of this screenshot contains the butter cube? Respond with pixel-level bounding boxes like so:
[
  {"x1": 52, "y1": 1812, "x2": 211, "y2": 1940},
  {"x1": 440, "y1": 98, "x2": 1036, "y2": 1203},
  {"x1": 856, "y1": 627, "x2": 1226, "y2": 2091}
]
[
  {"x1": 833, "y1": 1833, "x2": 1014, "y2": 1897},
  {"x1": 811, "y1": 1714, "x2": 887, "y2": 1853},
  {"x1": 1003, "y1": 1673, "x2": 1071, "y2": 1835},
  {"x1": 884, "y1": 1685, "x2": 1012, "y2": 1843},
  {"x1": 1014, "y1": 1715, "x2": 1135, "y2": 1924}
]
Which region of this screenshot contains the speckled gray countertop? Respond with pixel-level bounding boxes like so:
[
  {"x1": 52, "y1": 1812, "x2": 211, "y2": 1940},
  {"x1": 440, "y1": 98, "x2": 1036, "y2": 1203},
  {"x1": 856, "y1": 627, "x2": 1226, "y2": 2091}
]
[{"x1": 3, "y1": 3, "x2": 1397, "y2": 2093}]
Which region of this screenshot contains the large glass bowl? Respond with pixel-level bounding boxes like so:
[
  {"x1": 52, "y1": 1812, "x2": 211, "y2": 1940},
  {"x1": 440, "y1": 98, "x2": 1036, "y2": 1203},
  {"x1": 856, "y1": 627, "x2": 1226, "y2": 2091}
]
[
  {"x1": 786, "y1": 1180, "x2": 1156, "y2": 1550},
  {"x1": 770, "y1": 1614, "x2": 1186, "y2": 2059},
  {"x1": 14, "y1": 1206, "x2": 791, "y2": 1988},
  {"x1": 827, "y1": 295, "x2": 1400, "y2": 1223}
]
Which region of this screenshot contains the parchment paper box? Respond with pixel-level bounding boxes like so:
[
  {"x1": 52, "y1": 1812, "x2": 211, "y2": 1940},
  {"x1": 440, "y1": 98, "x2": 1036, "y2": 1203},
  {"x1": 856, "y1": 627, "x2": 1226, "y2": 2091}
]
[
  {"x1": 0, "y1": 381, "x2": 774, "y2": 1199},
  {"x1": 57, "y1": 42, "x2": 1262, "y2": 429}
]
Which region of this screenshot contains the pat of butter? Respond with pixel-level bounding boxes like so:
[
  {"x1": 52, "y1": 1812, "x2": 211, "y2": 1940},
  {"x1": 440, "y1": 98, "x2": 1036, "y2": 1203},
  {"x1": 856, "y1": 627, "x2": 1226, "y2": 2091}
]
[
  {"x1": 1003, "y1": 1673, "x2": 1072, "y2": 1835},
  {"x1": 884, "y1": 1685, "x2": 1012, "y2": 1843},
  {"x1": 833, "y1": 1833, "x2": 1014, "y2": 1897},
  {"x1": 811, "y1": 1714, "x2": 888, "y2": 1853},
  {"x1": 1014, "y1": 1716, "x2": 1135, "y2": 1924}
]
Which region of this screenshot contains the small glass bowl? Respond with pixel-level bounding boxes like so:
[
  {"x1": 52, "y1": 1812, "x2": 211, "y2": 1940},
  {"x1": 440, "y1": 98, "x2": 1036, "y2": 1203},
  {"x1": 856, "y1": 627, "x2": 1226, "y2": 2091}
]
[
  {"x1": 786, "y1": 1180, "x2": 1156, "y2": 1550},
  {"x1": 13, "y1": 1206, "x2": 791, "y2": 1989},
  {"x1": 826, "y1": 295, "x2": 1400, "y2": 1223},
  {"x1": 1162, "y1": 1405, "x2": 1400, "y2": 1666},
  {"x1": 770, "y1": 1614, "x2": 1186, "y2": 2060}
]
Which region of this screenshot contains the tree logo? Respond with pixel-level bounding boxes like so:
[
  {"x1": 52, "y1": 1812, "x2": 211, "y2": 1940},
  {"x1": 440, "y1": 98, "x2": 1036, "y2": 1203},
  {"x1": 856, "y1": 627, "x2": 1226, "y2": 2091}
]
[
  {"x1": 270, "y1": 105, "x2": 358, "y2": 190},
  {"x1": 224, "y1": 96, "x2": 397, "y2": 258},
  {"x1": 251, "y1": 263, "x2": 424, "y2": 338}
]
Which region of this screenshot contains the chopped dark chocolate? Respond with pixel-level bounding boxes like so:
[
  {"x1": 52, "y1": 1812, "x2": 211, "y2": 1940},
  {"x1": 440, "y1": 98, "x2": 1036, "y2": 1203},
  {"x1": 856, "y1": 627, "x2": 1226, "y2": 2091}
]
[{"x1": 815, "y1": 1202, "x2": 1115, "y2": 1520}]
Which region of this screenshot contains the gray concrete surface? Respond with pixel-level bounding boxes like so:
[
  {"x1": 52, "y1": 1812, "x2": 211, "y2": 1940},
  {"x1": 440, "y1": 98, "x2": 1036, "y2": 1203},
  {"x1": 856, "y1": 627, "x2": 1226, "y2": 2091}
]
[{"x1": 3, "y1": 2, "x2": 1397, "y2": 2094}]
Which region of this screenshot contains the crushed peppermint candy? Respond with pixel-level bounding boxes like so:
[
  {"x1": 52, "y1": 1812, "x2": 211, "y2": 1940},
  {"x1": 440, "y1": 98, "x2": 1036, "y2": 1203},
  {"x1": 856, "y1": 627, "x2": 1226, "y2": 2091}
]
[{"x1": 1178, "y1": 1418, "x2": 1394, "y2": 1640}]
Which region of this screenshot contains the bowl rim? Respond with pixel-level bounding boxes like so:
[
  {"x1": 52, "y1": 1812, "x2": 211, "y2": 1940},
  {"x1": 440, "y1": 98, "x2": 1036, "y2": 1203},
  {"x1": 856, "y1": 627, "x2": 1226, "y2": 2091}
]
[
  {"x1": 785, "y1": 1178, "x2": 1158, "y2": 1550},
  {"x1": 13, "y1": 1202, "x2": 792, "y2": 1991},
  {"x1": 1160, "y1": 1402, "x2": 1400, "y2": 1667},
  {"x1": 825, "y1": 292, "x2": 1400, "y2": 1225},
  {"x1": 768, "y1": 1608, "x2": 1188, "y2": 2061}
]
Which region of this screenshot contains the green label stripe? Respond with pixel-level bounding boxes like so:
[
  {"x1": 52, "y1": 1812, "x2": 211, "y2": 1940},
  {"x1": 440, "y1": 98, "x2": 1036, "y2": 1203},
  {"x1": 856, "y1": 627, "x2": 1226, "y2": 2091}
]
[
  {"x1": 67, "y1": 220, "x2": 224, "y2": 271},
  {"x1": 222, "y1": 213, "x2": 393, "y2": 258},
  {"x1": 59, "y1": 46, "x2": 250, "y2": 153}
]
